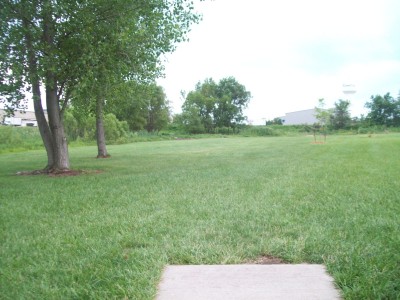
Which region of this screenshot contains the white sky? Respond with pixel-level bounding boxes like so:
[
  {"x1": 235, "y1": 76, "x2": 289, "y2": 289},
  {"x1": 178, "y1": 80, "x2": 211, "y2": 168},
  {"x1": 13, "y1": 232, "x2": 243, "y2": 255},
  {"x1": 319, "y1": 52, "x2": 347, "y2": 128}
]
[{"x1": 157, "y1": 0, "x2": 400, "y2": 124}]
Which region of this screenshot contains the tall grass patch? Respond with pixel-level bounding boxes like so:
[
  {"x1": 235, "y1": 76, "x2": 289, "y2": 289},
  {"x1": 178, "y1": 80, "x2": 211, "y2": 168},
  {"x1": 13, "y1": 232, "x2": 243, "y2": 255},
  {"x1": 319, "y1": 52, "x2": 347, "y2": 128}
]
[
  {"x1": 1, "y1": 134, "x2": 399, "y2": 299},
  {"x1": 239, "y1": 125, "x2": 309, "y2": 137},
  {"x1": 0, "y1": 126, "x2": 44, "y2": 153}
]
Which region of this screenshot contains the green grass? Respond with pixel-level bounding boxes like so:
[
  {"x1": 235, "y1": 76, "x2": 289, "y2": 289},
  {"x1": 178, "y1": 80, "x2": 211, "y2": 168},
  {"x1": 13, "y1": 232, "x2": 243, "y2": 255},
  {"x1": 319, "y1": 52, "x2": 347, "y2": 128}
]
[{"x1": 1, "y1": 134, "x2": 399, "y2": 299}]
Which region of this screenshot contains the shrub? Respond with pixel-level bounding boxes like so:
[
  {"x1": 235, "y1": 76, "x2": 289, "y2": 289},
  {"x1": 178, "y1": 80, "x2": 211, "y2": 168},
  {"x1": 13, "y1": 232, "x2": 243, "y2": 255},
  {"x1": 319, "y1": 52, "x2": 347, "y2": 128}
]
[
  {"x1": 0, "y1": 126, "x2": 43, "y2": 153},
  {"x1": 239, "y1": 126, "x2": 277, "y2": 137},
  {"x1": 357, "y1": 127, "x2": 370, "y2": 134}
]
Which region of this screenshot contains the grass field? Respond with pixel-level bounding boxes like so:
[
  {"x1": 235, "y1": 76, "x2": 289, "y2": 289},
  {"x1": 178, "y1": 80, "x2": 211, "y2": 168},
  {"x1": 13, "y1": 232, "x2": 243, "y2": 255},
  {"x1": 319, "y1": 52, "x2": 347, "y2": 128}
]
[{"x1": 1, "y1": 134, "x2": 399, "y2": 299}]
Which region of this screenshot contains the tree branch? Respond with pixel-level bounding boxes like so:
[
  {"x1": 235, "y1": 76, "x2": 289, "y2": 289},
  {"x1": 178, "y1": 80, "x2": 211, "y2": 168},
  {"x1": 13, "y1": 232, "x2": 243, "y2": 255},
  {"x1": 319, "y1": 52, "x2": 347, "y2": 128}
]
[{"x1": 60, "y1": 88, "x2": 70, "y2": 116}]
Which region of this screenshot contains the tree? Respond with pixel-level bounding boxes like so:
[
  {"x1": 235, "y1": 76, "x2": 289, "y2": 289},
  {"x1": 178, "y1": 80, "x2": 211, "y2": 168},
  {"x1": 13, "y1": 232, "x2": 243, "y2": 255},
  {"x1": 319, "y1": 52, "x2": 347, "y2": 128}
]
[
  {"x1": 315, "y1": 99, "x2": 333, "y2": 127},
  {"x1": 175, "y1": 107, "x2": 205, "y2": 134},
  {"x1": 63, "y1": 108, "x2": 128, "y2": 142},
  {"x1": 0, "y1": 0, "x2": 201, "y2": 171},
  {"x1": 314, "y1": 98, "x2": 333, "y2": 142},
  {"x1": 145, "y1": 85, "x2": 171, "y2": 132},
  {"x1": 109, "y1": 81, "x2": 149, "y2": 131},
  {"x1": 214, "y1": 77, "x2": 251, "y2": 129},
  {"x1": 266, "y1": 118, "x2": 284, "y2": 125},
  {"x1": 107, "y1": 82, "x2": 170, "y2": 132},
  {"x1": 71, "y1": 0, "x2": 199, "y2": 157},
  {"x1": 182, "y1": 78, "x2": 217, "y2": 133},
  {"x1": 365, "y1": 93, "x2": 400, "y2": 127},
  {"x1": 331, "y1": 99, "x2": 351, "y2": 130},
  {"x1": 180, "y1": 77, "x2": 251, "y2": 133}
]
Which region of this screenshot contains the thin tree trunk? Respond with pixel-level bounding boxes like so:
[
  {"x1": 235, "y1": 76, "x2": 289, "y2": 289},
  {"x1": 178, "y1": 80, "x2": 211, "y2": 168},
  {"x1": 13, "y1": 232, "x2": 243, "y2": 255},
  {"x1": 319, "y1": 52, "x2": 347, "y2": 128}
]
[
  {"x1": 96, "y1": 96, "x2": 109, "y2": 158},
  {"x1": 23, "y1": 18, "x2": 55, "y2": 170},
  {"x1": 313, "y1": 128, "x2": 317, "y2": 143},
  {"x1": 146, "y1": 110, "x2": 154, "y2": 132},
  {"x1": 32, "y1": 84, "x2": 55, "y2": 170}
]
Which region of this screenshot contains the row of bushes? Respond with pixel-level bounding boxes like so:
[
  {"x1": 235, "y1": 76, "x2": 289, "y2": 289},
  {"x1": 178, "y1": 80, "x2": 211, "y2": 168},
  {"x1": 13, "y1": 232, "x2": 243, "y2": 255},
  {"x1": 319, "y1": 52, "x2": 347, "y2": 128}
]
[
  {"x1": 238, "y1": 125, "x2": 308, "y2": 137},
  {"x1": 238, "y1": 124, "x2": 400, "y2": 137},
  {"x1": 0, "y1": 124, "x2": 181, "y2": 154},
  {"x1": 64, "y1": 112, "x2": 129, "y2": 143},
  {"x1": 0, "y1": 126, "x2": 44, "y2": 153},
  {"x1": 2, "y1": 123, "x2": 399, "y2": 154}
]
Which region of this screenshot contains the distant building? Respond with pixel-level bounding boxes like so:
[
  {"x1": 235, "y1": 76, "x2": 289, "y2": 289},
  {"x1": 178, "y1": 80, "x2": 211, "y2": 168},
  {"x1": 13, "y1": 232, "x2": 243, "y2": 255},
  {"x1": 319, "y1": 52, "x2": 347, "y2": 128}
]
[
  {"x1": 282, "y1": 108, "x2": 319, "y2": 125},
  {"x1": 0, "y1": 109, "x2": 48, "y2": 127}
]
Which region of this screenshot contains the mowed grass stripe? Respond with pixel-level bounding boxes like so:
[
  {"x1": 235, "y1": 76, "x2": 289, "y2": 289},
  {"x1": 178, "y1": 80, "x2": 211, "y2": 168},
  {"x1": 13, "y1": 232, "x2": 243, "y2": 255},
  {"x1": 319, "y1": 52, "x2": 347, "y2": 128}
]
[{"x1": 1, "y1": 134, "x2": 399, "y2": 299}]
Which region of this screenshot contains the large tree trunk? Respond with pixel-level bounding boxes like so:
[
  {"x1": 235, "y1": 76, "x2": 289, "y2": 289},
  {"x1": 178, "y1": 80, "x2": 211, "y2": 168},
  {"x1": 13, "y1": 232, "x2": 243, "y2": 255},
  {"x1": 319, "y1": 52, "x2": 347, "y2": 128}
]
[
  {"x1": 46, "y1": 83, "x2": 70, "y2": 170},
  {"x1": 43, "y1": 2, "x2": 70, "y2": 171},
  {"x1": 96, "y1": 96, "x2": 109, "y2": 158}
]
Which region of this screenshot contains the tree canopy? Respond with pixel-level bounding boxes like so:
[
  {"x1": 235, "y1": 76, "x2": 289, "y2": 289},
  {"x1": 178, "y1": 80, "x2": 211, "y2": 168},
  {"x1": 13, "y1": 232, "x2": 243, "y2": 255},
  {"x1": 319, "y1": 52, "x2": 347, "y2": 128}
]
[
  {"x1": 179, "y1": 77, "x2": 251, "y2": 133},
  {"x1": 331, "y1": 99, "x2": 351, "y2": 130},
  {"x1": 314, "y1": 98, "x2": 333, "y2": 127},
  {"x1": 365, "y1": 93, "x2": 400, "y2": 127},
  {"x1": 108, "y1": 82, "x2": 170, "y2": 132}
]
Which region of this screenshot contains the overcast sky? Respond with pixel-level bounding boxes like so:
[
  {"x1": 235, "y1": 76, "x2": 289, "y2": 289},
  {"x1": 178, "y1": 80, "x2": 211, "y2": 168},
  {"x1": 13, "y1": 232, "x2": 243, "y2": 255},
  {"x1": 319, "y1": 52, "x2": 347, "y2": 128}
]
[{"x1": 157, "y1": 0, "x2": 400, "y2": 124}]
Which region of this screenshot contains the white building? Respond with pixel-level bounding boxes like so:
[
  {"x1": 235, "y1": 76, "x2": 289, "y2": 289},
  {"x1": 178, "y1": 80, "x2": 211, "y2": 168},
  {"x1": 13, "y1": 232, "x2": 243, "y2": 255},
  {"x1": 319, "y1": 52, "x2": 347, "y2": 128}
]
[
  {"x1": 282, "y1": 108, "x2": 319, "y2": 125},
  {"x1": 0, "y1": 109, "x2": 47, "y2": 127}
]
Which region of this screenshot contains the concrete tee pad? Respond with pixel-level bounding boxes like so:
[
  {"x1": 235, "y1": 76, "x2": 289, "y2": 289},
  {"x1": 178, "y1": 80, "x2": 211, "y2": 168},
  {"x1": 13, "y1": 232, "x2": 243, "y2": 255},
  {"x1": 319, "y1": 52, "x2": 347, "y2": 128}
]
[{"x1": 156, "y1": 264, "x2": 342, "y2": 300}]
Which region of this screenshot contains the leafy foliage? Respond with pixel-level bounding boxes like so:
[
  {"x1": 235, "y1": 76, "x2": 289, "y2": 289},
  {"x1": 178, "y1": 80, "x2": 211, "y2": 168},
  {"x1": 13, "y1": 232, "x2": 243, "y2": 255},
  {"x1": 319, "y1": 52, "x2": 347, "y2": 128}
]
[
  {"x1": 365, "y1": 93, "x2": 400, "y2": 126},
  {"x1": 179, "y1": 77, "x2": 251, "y2": 133},
  {"x1": 314, "y1": 98, "x2": 333, "y2": 128},
  {"x1": 0, "y1": 126, "x2": 43, "y2": 153},
  {"x1": 265, "y1": 117, "x2": 284, "y2": 125},
  {"x1": 145, "y1": 85, "x2": 171, "y2": 132},
  {"x1": 64, "y1": 110, "x2": 128, "y2": 142},
  {"x1": 109, "y1": 83, "x2": 171, "y2": 132},
  {"x1": 331, "y1": 99, "x2": 351, "y2": 130}
]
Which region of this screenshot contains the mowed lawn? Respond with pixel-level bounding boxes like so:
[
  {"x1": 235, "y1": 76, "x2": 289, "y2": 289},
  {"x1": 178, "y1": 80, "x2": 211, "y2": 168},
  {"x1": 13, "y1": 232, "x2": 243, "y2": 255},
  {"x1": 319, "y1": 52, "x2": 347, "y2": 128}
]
[{"x1": 1, "y1": 134, "x2": 399, "y2": 299}]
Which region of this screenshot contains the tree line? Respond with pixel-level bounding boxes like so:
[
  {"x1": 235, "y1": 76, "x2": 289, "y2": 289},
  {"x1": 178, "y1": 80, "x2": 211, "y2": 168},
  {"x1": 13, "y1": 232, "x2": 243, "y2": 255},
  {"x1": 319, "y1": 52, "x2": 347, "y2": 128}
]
[
  {"x1": 265, "y1": 93, "x2": 400, "y2": 130},
  {"x1": 63, "y1": 83, "x2": 170, "y2": 143},
  {"x1": 314, "y1": 93, "x2": 400, "y2": 130},
  {"x1": 62, "y1": 76, "x2": 251, "y2": 138}
]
